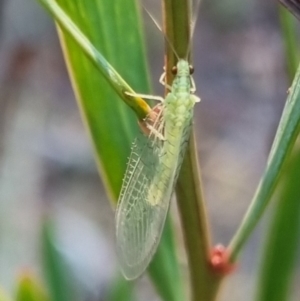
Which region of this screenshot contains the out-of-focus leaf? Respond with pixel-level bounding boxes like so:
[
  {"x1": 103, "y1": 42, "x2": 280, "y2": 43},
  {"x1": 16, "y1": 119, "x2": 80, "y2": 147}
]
[
  {"x1": 36, "y1": 0, "x2": 184, "y2": 299},
  {"x1": 149, "y1": 219, "x2": 184, "y2": 301},
  {"x1": 105, "y1": 275, "x2": 134, "y2": 301},
  {"x1": 279, "y1": 0, "x2": 300, "y2": 21},
  {"x1": 0, "y1": 288, "x2": 12, "y2": 301},
  {"x1": 256, "y1": 148, "x2": 300, "y2": 301},
  {"x1": 42, "y1": 219, "x2": 78, "y2": 301},
  {"x1": 16, "y1": 271, "x2": 50, "y2": 301},
  {"x1": 279, "y1": 6, "x2": 299, "y2": 79}
]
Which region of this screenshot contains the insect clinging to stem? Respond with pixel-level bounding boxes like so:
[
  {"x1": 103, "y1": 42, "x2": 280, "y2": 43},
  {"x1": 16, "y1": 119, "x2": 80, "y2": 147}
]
[{"x1": 115, "y1": 1, "x2": 201, "y2": 280}]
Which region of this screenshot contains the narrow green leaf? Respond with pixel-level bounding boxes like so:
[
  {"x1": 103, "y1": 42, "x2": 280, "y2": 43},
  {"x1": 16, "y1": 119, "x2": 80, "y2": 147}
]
[
  {"x1": 105, "y1": 275, "x2": 134, "y2": 301},
  {"x1": 16, "y1": 272, "x2": 50, "y2": 301},
  {"x1": 229, "y1": 61, "x2": 300, "y2": 261},
  {"x1": 47, "y1": 0, "x2": 149, "y2": 201},
  {"x1": 256, "y1": 149, "x2": 300, "y2": 301},
  {"x1": 38, "y1": 0, "x2": 151, "y2": 120}
]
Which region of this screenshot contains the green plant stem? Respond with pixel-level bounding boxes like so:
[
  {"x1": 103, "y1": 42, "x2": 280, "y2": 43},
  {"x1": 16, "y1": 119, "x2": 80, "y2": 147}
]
[
  {"x1": 37, "y1": 0, "x2": 150, "y2": 119},
  {"x1": 163, "y1": 0, "x2": 222, "y2": 300},
  {"x1": 176, "y1": 130, "x2": 222, "y2": 301},
  {"x1": 163, "y1": 0, "x2": 190, "y2": 77},
  {"x1": 228, "y1": 62, "x2": 300, "y2": 262}
]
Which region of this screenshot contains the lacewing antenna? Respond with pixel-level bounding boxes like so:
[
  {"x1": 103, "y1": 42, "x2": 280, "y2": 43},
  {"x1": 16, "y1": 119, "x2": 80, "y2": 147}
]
[
  {"x1": 144, "y1": 7, "x2": 180, "y2": 61},
  {"x1": 144, "y1": 0, "x2": 202, "y2": 60},
  {"x1": 186, "y1": 0, "x2": 202, "y2": 59}
]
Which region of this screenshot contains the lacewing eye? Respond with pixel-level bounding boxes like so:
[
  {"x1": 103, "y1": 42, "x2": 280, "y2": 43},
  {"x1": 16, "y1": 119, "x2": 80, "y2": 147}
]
[
  {"x1": 171, "y1": 66, "x2": 177, "y2": 75},
  {"x1": 189, "y1": 65, "x2": 194, "y2": 74}
]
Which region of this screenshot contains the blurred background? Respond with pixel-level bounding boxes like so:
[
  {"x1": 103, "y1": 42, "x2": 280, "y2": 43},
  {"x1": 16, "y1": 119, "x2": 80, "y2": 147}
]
[{"x1": 0, "y1": 0, "x2": 296, "y2": 300}]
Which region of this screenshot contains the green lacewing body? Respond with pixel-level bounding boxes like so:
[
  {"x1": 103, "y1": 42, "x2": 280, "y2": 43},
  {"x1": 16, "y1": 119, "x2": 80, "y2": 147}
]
[{"x1": 116, "y1": 59, "x2": 200, "y2": 279}]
